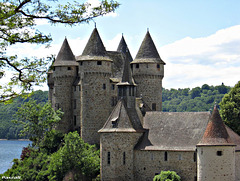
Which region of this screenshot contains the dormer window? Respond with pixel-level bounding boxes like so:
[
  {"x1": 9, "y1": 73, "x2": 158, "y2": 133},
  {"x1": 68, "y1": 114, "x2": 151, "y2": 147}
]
[{"x1": 97, "y1": 61, "x2": 102, "y2": 65}]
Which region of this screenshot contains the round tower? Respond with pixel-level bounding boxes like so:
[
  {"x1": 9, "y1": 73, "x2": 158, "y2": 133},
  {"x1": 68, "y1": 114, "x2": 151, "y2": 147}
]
[
  {"x1": 131, "y1": 31, "x2": 165, "y2": 111},
  {"x1": 76, "y1": 28, "x2": 112, "y2": 145},
  {"x1": 51, "y1": 38, "x2": 78, "y2": 133},
  {"x1": 197, "y1": 105, "x2": 236, "y2": 181}
]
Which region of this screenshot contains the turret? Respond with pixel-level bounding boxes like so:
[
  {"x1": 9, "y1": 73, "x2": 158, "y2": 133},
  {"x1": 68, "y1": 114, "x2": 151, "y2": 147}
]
[
  {"x1": 131, "y1": 31, "x2": 165, "y2": 111},
  {"x1": 51, "y1": 38, "x2": 78, "y2": 133},
  {"x1": 76, "y1": 28, "x2": 112, "y2": 145},
  {"x1": 197, "y1": 105, "x2": 236, "y2": 181}
]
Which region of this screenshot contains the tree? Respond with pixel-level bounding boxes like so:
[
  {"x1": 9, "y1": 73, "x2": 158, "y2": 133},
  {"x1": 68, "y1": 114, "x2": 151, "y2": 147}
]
[
  {"x1": 153, "y1": 171, "x2": 181, "y2": 181},
  {"x1": 0, "y1": 0, "x2": 119, "y2": 102},
  {"x1": 13, "y1": 99, "x2": 63, "y2": 146},
  {"x1": 220, "y1": 81, "x2": 240, "y2": 135}
]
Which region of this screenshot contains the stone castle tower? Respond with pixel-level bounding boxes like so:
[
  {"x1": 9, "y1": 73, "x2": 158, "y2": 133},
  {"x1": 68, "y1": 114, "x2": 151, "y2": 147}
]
[
  {"x1": 197, "y1": 105, "x2": 236, "y2": 181},
  {"x1": 48, "y1": 28, "x2": 165, "y2": 145}
]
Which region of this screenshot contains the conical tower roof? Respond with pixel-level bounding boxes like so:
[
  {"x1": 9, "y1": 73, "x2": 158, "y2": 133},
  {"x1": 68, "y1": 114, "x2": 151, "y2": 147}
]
[
  {"x1": 117, "y1": 35, "x2": 133, "y2": 62},
  {"x1": 197, "y1": 105, "x2": 235, "y2": 146},
  {"x1": 53, "y1": 38, "x2": 78, "y2": 66},
  {"x1": 82, "y1": 28, "x2": 106, "y2": 56},
  {"x1": 132, "y1": 31, "x2": 165, "y2": 64}
]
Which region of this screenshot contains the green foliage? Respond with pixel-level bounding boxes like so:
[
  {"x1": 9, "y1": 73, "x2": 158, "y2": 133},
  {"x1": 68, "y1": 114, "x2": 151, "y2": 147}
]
[
  {"x1": 220, "y1": 81, "x2": 240, "y2": 135},
  {"x1": 13, "y1": 99, "x2": 63, "y2": 146},
  {"x1": 153, "y1": 171, "x2": 181, "y2": 181},
  {"x1": 0, "y1": 0, "x2": 120, "y2": 102},
  {"x1": 0, "y1": 90, "x2": 48, "y2": 139},
  {"x1": 0, "y1": 132, "x2": 100, "y2": 181},
  {"x1": 47, "y1": 132, "x2": 100, "y2": 180},
  {"x1": 162, "y1": 83, "x2": 231, "y2": 112}
]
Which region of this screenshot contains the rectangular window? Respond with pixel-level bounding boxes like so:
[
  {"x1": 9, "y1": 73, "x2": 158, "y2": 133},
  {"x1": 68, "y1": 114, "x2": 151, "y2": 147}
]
[
  {"x1": 157, "y1": 64, "x2": 160, "y2": 68},
  {"x1": 80, "y1": 61, "x2": 83, "y2": 66},
  {"x1": 103, "y1": 84, "x2": 106, "y2": 90},
  {"x1": 152, "y1": 103, "x2": 156, "y2": 111},
  {"x1": 68, "y1": 67, "x2": 71, "y2": 70},
  {"x1": 123, "y1": 152, "x2": 126, "y2": 165},
  {"x1": 107, "y1": 152, "x2": 110, "y2": 165},
  {"x1": 217, "y1": 151, "x2": 222, "y2": 156},
  {"x1": 97, "y1": 61, "x2": 102, "y2": 65},
  {"x1": 178, "y1": 154, "x2": 182, "y2": 160},
  {"x1": 164, "y1": 151, "x2": 168, "y2": 161},
  {"x1": 136, "y1": 63, "x2": 139, "y2": 68}
]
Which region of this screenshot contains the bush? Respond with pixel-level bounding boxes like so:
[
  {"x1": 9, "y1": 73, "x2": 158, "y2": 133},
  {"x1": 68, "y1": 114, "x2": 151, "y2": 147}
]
[{"x1": 153, "y1": 170, "x2": 181, "y2": 181}]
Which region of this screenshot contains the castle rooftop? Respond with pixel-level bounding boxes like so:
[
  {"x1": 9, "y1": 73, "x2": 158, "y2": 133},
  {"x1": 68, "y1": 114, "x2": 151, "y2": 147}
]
[
  {"x1": 132, "y1": 31, "x2": 165, "y2": 64},
  {"x1": 53, "y1": 38, "x2": 78, "y2": 66},
  {"x1": 197, "y1": 105, "x2": 235, "y2": 146}
]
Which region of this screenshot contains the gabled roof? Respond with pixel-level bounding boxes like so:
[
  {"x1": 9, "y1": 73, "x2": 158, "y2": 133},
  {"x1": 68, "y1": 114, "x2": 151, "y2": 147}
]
[
  {"x1": 53, "y1": 38, "x2": 78, "y2": 66},
  {"x1": 99, "y1": 99, "x2": 144, "y2": 133},
  {"x1": 197, "y1": 105, "x2": 235, "y2": 146},
  {"x1": 132, "y1": 31, "x2": 165, "y2": 64},
  {"x1": 117, "y1": 35, "x2": 133, "y2": 62},
  {"x1": 135, "y1": 112, "x2": 210, "y2": 151},
  {"x1": 82, "y1": 28, "x2": 106, "y2": 56}
]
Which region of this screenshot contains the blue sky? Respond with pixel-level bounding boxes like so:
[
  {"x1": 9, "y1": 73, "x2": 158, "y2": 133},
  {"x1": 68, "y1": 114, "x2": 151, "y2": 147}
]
[{"x1": 8, "y1": 0, "x2": 240, "y2": 89}]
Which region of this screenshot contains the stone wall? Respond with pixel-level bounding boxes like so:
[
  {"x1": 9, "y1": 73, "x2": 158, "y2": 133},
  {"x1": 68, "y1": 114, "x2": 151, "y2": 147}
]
[
  {"x1": 134, "y1": 150, "x2": 197, "y2": 181},
  {"x1": 132, "y1": 63, "x2": 163, "y2": 111},
  {"x1": 79, "y1": 60, "x2": 113, "y2": 145},
  {"x1": 100, "y1": 132, "x2": 142, "y2": 181},
  {"x1": 52, "y1": 66, "x2": 77, "y2": 133},
  {"x1": 235, "y1": 151, "x2": 240, "y2": 181},
  {"x1": 197, "y1": 146, "x2": 235, "y2": 181}
]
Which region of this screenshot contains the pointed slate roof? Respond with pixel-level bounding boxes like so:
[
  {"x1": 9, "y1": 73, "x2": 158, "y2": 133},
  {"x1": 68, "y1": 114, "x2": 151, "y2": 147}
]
[
  {"x1": 132, "y1": 31, "x2": 165, "y2": 64},
  {"x1": 117, "y1": 35, "x2": 133, "y2": 62},
  {"x1": 117, "y1": 50, "x2": 135, "y2": 86},
  {"x1": 53, "y1": 38, "x2": 78, "y2": 66},
  {"x1": 82, "y1": 28, "x2": 106, "y2": 56},
  {"x1": 77, "y1": 28, "x2": 112, "y2": 61},
  {"x1": 98, "y1": 99, "x2": 144, "y2": 133},
  {"x1": 197, "y1": 105, "x2": 235, "y2": 146}
]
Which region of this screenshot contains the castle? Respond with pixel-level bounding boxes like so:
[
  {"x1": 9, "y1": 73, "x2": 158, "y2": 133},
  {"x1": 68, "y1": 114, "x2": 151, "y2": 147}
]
[{"x1": 48, "y1": 28, "x2": 240, "y2": 181}]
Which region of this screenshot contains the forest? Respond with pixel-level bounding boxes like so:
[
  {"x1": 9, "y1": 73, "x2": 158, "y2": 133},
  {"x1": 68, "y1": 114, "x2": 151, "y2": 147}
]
[{"x1": 0, "y1": 83, "x2": 231, "y2": 139}]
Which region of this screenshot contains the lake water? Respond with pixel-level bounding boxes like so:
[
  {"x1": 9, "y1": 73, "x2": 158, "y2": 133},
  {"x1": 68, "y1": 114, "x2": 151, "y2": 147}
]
[{"x1": 0, "y1": 140, "x2": 31, "y2": 174}]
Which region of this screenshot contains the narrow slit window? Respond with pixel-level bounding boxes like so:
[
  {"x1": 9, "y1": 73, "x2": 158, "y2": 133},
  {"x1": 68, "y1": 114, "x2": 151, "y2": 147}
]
[
  {"x1": 107, "y1": 152, "x2": 110, "y2": 165},
  {"x1": 164, "y1": 151, "x2": 168, "y2": 161},
  {"x1": 152, "y1": 103, "x2": 156, "y2": 111},
  {"x1": 74, "y1": 115, "x2": 77, "y2": 126},
  {"x1": 74, "y1": 99, "x2": 76, "y2": 109},
  {"x1": 194, "y1": 152, "x2": 197, "y2": 162},
  {"x1": 123, "y1": 152, "x2": 126, "y2": 165}
]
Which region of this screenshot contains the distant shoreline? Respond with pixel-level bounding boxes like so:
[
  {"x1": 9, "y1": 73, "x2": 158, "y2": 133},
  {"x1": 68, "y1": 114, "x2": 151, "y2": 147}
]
[{"x1": 0, "y1": 139, "x2": 30, "y2": 141}]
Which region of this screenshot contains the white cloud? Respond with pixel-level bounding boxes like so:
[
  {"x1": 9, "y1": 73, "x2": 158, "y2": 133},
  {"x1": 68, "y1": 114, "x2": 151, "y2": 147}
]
[{"x1": 160, "y1": 25, "x2": 240, "y2": 89}]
